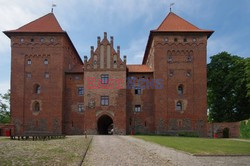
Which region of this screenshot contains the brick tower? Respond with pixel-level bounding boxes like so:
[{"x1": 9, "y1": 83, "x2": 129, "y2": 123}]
[
  {"x1": 4, "y1": 13, "x2": 83, "y2": 135},
  {"x1": 142, "y1": 12, "x2": 213, "y2": 135}
]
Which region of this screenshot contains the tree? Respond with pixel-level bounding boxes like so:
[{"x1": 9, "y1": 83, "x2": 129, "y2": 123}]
[
  {"x1": 0, "y1": 90, "x2": 10, "y2": 124},
  {"x1": 208, "y1": 52, "x2": 250, "y2": 122}
]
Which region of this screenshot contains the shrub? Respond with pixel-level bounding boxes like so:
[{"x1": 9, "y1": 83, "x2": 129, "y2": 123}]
[
  {"x1": 178, "y1": 132, "x2": 199, "y2": 137},
  {"x1": 240, "y1": 120, "x2": 250, "y2": 139}
]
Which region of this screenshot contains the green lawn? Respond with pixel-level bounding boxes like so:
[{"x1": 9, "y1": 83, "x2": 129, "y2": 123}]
[{"x1": 135, "y1": 136, "x2": 250, "y2": 155}]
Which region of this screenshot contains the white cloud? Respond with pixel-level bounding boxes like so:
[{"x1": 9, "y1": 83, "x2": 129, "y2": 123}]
[
  {"x1": 0, "y1": 81, "x2": 10, "y2": 94},
  {"x1": 123, "y1": 37, "x2": 147, "y2": 64}
]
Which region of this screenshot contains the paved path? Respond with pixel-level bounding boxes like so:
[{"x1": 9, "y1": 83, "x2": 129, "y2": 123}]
[{"x1": 83, "y1": 136, "x2": 250, "y2": 166}]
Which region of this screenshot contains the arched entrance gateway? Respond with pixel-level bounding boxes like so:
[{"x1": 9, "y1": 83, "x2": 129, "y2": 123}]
[{"x1": 97, "y1": 115, "x2": 114, "y2": 135}]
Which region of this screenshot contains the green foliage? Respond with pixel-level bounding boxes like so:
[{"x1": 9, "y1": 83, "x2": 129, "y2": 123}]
[
  {"x1": 208, "y1": 52, "x2": 250, "y2": 122},
  {"x1": 240, "y1": 119, "x2": 250, "y2": 139},
  {"x1": 178, "y1": 132, "x2": 199, "y2": 137},
  {"x1": 0, "y1": 90, "x2": 11, "y2": 124}
]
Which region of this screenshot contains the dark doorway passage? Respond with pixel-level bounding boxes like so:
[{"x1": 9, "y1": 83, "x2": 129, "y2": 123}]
[{"x1": 97, "y1": 115, "x2": 113, "y2": 135}]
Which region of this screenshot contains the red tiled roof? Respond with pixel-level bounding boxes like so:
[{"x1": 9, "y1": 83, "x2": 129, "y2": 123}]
[
  {"x1": 5, "y1": 13, "x2": 64, "y2": 33},
  {"x1": 156, "y1": 12, "x2": 211, "y2": 32},
  {"x1": 127, "y1": 65, "x2": 153, "y2": 73}
]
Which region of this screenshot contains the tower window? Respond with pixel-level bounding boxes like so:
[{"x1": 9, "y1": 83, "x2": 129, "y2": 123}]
[
  {"x1": 50, "y1": 38, "x2": 54, "y2": 42},
  {"x1": 101, "y1": 74, "x2": 109, "y2": 84},
  {"x1": 167, "y1": 55, "x2": 173, "y2": 63},
  {"x1": 187, "y1": 70, "x2": 192, "y2": 77},
  {"x1": 78, "y1": 87, "x2": 84, "y2": 96},
  {"x1": 187, "y1": 55, "x2": 192, "y2": 62},
  {"x1": 135, "y1": 87, "x2": 141, "y2": 95},
  {"x1": 176, "y1": 101, "x2": 182, "y2": 111},
  {"x1": 178, "y1": 84, "x2": 184, "y2": 95},
  {"x1": 101, "y1": 96, "x2": 109, "y2": 106},
  {"x1": 114, "y1": 60, "x2": 117, "y2": 64},
  {"x1": 34, "y1": 84, "x2": 41, "y2": 94},
  {"x1": 44, "y1": 72, "x2": 50, "y2": 79},
  {"x1": 33, "y1": 101, "x2": 40, "y2": 113},
  {"x1": 26, "y1": 72, "x2": 32, "y2": 78},
  {"x1": 44, "y1": 59, "x2": 49, "y2": 65},
  {"x1": 40, "y1": 38, "x2": 45, "y2": 43},
  {"x1": 78, "y1": 104, "x2": 84, "y2": 112},
  {"x1": 27, "y1": 59, "x2": 32, "y2": 65},
  {"x1": 135, "y1": 105, "x2": 141, "y2": 112}
]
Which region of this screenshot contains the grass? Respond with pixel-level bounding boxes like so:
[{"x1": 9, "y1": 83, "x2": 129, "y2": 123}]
[
  {"x1": 0, "y1": 136, "x2": 92, "y2": 165},
  {"x1": 135, "y1": 135, "x2": 250, "y2": 155}
]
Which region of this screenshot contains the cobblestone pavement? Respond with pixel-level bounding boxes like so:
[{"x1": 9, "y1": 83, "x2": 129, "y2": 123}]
[{"x1": 83, "y1": 136, "x2": 250, "y2": 166}]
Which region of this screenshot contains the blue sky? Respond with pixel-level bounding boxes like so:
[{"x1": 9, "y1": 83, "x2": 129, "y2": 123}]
[{"x1": 0, "y1": 0, "x2": 250, "y2": 94}]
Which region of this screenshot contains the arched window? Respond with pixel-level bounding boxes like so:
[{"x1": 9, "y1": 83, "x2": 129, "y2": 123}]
[
  {"x1": 44, "y1": 59, "x2": 48, "y2": 65},
  {"x1": 34, "y1": 84, "x2": 41, "y2": 94},
  {"x1": 176, "y1": 101, "x2": 182, "y2": 111},
  {"x1": 27, "y1": 59, "x2": 32, "y2": 65},
  {"x1": 178, "y1": 84, "x2": 184, "y2": 95},
  {"x1": 33, "y1": 101, "x2": 40, "y2": 112}
]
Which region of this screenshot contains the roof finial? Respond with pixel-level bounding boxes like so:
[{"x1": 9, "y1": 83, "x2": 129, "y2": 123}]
[
  {"x1": 170, "y1": 3, "x2": 175, "y2": 12},
  {"x1": 51, "y1": 2, "x2": 57, "y2": 13}
]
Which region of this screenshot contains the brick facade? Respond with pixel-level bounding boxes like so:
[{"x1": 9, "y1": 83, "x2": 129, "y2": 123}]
[{"x1": 4, "y1": 12, "x2": 213, "y2": 136}]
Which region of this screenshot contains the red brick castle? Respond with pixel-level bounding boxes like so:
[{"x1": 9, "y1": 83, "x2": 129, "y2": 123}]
[{"x1": 4, "y1": 11, "x2": 213, "y2": 135}]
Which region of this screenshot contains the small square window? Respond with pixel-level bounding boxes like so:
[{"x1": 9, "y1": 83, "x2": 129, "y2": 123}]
[
  {"x1": 20, "y1": 38, "x2": 24, "y2": 43},
  {"x1": 78, "y1": 87, "x2": 84, "y2": 96},
  {"x1": 135, "y1": 105, "x2": 141, "y2": 112},
  {"x1": 27, "y1": 59, "x2": 32, "y2": 65},
  {"x1": 174, "y1": 38, "x2": 178, "y2": 42},
  {"x1": 44, "y1": 72, "x2": 50, "y2": 79},
  {"x1": 78, "y1": 104, "x2": 84, "y2": 112},
  {"x1": 50, "y1": 38, "x2": 54, "y2": 42},
  {"x1": 135, "y1": 87, "x2": 141, "y2": 95},
  {"x1": 30, "y1": 38, "x2": 34, "y2": 42},
  {"x1": 184, "y1": 38, "x2": 187, "y2": 42},
  {"x1": 101, "y1": 74, "x2": 109, "y2": 84},
  {"x1": 27, "y1": 73, "x2": 32, "y2": 78},
  {"x1": 101, "y1": 96, "x2": 109, "y2": 106}
]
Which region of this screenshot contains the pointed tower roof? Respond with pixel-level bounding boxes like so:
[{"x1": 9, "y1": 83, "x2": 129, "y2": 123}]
[
  {"x1": 142, "y1": 12, "x2": 214, "y2": 64},
  {"x1": 156, "y1": 12, "x2": 204, "y2": 32},
  {"x1": 5, "y1": 13, "x2": 64, "y2": 33}
]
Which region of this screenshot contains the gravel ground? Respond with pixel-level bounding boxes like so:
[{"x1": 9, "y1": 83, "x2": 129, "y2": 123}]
[
  {"x1": 83, "y1": 136, "x2": 250, "y2": 166},
  {"x1": 0, "y1": 136, "x2": 92, "y2": 166}
]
